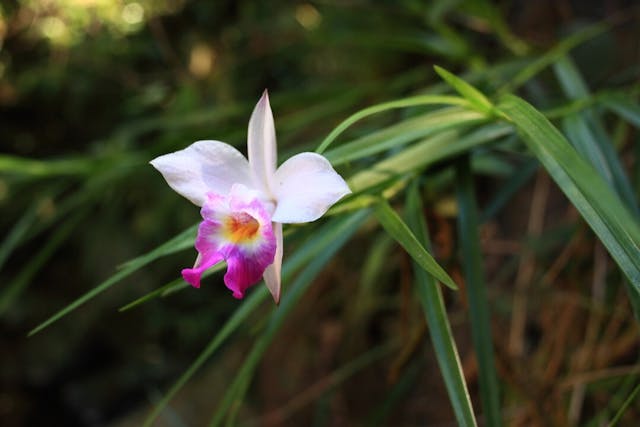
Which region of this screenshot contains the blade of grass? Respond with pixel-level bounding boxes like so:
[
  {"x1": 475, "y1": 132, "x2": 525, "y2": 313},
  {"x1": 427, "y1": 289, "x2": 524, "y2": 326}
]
[
  {"x1": 118, "y1": 278, "x2": 185, "y2": 312},
  {"x1": 28, "y1": 224, "x2": 198, "y2": 336},
  {"x1": 434, "y1": 66, "x2": 494, "y2": 114},
  {"x1": 554, "y1": 55, "x2": 638, "y2": 213},
  {"x1": 497, "y1": 95, "x2": 640, "y2": 302},
  {"x1": 455, "y1": 156, "x2": 503, "y2": 426},
  {"x1": 324, "y1": 107, "x2": 487, "y2": 167},
  {"x1": 0, "y1": 212, "x2": 85, "y2": 315},
  {"x1": 602, "y1": 95, "x2": 640, "y2": 128},
  {"x1": 375, "y1": 200, "x2": 457, "y2": 290},
  {"x1": 405, "y1": 181, "x2": 478, "y2": 427},
  {"x1": 142, "y1": 285, "x2": 269, "y2": 427},
  {"x1": 0, "y1": 203, "x2": 39, "y2": 272},
  {"x1": 348, "y1": 122, "x2": 512, "y2": 193},
  {"x1": 608, "y1": 380, "x2": 640, "y2": 427},
  {"x1": 0, "y1": 154, "x2": 97, "y2": 177},
  {"x1": 499, "y1": 22, "x2": 608, "y2": 94},
  {"x1": 315, "y1": 95, "x2": 470, "y2": 154}
]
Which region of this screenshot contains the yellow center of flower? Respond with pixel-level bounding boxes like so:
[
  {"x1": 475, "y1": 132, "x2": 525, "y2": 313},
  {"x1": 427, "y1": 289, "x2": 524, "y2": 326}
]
[{"x1": 225, "y1": 212, "x2": 260, "y2": 243}]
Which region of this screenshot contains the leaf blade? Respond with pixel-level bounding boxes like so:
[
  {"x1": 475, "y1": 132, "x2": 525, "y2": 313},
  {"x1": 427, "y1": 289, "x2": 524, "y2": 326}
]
[
  {"x1": 374, "y1": 200, "x2": 457, "y2": 290},
  {"x1": 405, "y1": 182, "x2": 477, "y2": 427},
  {"x1": 498, "y1": 95, "x2": 640, "y2": 292}
]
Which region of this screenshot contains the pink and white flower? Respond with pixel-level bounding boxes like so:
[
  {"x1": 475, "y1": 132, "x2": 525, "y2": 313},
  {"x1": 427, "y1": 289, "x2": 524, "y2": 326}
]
[{"x1": 150, "y1": 91, "x2": 351, "y2": 303}]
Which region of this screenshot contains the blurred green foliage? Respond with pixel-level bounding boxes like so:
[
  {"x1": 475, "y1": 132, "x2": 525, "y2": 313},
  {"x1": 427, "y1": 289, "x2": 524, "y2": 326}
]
[{"x1": 1, "y1": 1, "x2": 640, "y2": 426}]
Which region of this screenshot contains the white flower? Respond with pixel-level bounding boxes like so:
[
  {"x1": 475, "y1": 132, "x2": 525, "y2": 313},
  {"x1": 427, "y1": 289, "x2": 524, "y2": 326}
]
[{"x1": 150, "y1": 91, "x2": 351, "y2": 303}]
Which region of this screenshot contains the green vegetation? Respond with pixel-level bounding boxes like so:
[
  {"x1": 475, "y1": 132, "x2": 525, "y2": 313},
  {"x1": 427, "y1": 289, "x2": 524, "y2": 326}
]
[{"x1": 2, "y1": 1, "x2": 639, "y2": 425}]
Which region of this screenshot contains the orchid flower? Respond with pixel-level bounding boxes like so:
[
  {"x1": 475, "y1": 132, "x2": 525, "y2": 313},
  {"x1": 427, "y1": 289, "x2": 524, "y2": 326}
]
[{"x1": 150, "y1": 91, "x2": 350, "y2": 303}]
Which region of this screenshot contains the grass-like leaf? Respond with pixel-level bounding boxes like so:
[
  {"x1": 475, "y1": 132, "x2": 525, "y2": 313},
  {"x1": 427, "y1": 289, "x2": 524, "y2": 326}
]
[
  {"x1": 602, "y1": 95, "x2": 640, "y2": 129},
  {"x1": 554, "y1": 55, "x2": 638, "y2": 213},
  {"x1": 499, "y1": 22, "x2": 608, "y2": 94},
  {"x1": 142, "y1": 285, "x2": 269, "y2": 427},
  {"x1": 0, "y1": 213, "x2": 85, "y2": 315},
  {"x1": 497, "y1": 95, "x2": 640, "y2": 293},
  {"x1": 324, "y1": 107, "x2": 487, "y2": 167},
  {"x1": 455, "y1": 156, "x2": 503, "y2": 426},
  {"x1": 348, "y1": 122, "x2": 512, "y2": 193},
  {"x1": 374, "y1": 200, "x2": 457, "y2": 290},
  {"x1": 434, "y1": 66, "x2": 494, "y2": 114},
  {"x1": 0, "y1": 203, "x2": 39, "y2": 272},
  {"x1": 28, "y1": 224, "x2": 198, "y2": 336},
  {"x1": 609, "y1": 381, "x2": 640, "y2": 426},
  {"x1": 405, "y1": 182, "x2": 477, "y2": 427},
  {"x1": 315, "y1": 95, "x2": 470, "y2": 154}
]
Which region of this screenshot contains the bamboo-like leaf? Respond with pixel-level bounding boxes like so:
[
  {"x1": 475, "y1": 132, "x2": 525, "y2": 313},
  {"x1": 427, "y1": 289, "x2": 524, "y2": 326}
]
[
  {"x1": 374, "y1": 200, "x2": 457, "y2": 290},
  {"x1": 405, "y1": 182, "x2": 477, "y2": 427},
  {"x1": 455, "y1": 156, "x2": 503, "y2": 426},
  {"x1": 497, "y1": 95, "x2": 640, "y2": 293},
  {"x1": 434, "y1": 66, "x2": 494, "y2": 114}
]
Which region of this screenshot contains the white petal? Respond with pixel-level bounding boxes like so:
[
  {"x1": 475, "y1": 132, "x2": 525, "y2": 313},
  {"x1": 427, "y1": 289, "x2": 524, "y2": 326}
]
[
  {"x1": 263, "y1": 222, "x2": 283, "y2": 304},
  {"x1": 150, "y1": 140, "x2": 254, "y2": 206},
  {"x1": 248, "y1": 90, "x2": 277, "y2": 196},
  {"x1": 271, "y1": 153, "x2": 351, "y2": 223}
]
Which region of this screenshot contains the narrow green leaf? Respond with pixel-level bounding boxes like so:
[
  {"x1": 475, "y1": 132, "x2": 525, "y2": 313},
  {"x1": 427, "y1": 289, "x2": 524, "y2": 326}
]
[
  {"x1": 0, "y1": 154, "x2": 96, "y2": 177},
  {"x1": 28, "y1": 224, "x2": 198, "y2": 336},
  {"x1": 0, "y1": 204, "x2": 39, "y2": 272},
  {"x1": 602, "y1": 95, "x2": 640, "y2": 129},
  {"x1": 118, "y1": 224, "x2": 198, "y2": 271},
  {"x1": 348, "y1": 122, "x2": 513, "y2": 193},
  {"x1": 554, "y1": 56, "x2": 639, "y2": 213},
  {"x1": 315, "y1": 95, "x2": 469, "y2": 154},
  {"x1": 118, "y1": 278, "x2": 183, "y2": 312},
  {"x1": 0, "y1": 213, "x2": 84, "y2": 315},
  {"x1": 405, "y1": 182, "x2": 477, "y2": 427},
  {"x1": 142, "y1": 286, "x2": 269, "y2": 427},
  {"x1": 497, "y1": 95, "x2": 640, "y2": 294},
  {"x1": 455, "y1": 156, "x2": 503, "y2": 427},
  {"x1": 608, "y1": 380, "x2": 640, "y2": 427},
  {"x1": 324, "y1": 107, "x2": 487, "y2": 167},
  {"x1": 374, "y1": 200, "x2": 457, "y2": 290},
  {"x1": 499, "y1": 22, "x2": 608, "y2": 94},
  {"x1": 434, "y1": 66, "x2": 494, "y2": 114}
]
